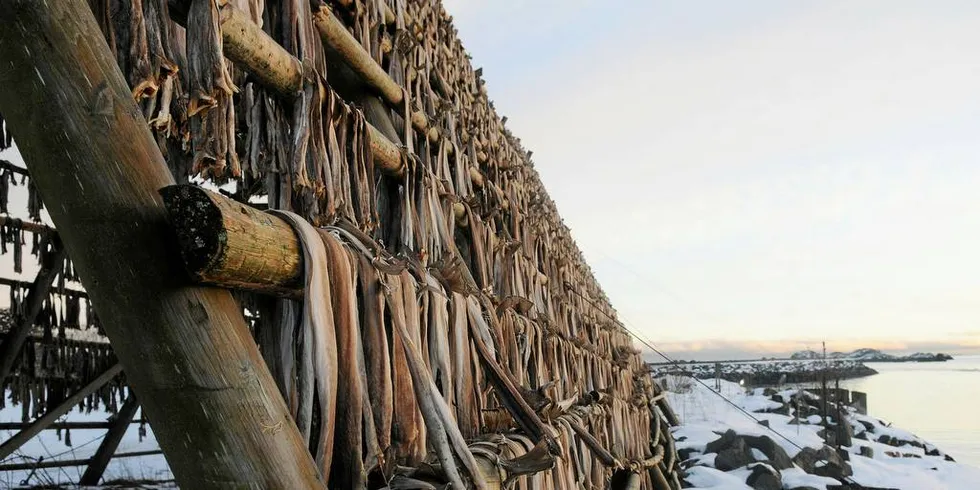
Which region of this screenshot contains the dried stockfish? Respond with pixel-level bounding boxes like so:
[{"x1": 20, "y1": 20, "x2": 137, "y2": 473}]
[
  {"x1": 385, "y1": 273, "x2": 425, "y2": 466},
  {"x1": 356, "y1": 254, "x2": 393, "y2": 463},
  {"x1": 270, "y1": 210, "x2": 338, "y2": 482},
  {"x1": 186, "y1": 0, "x2": 237, "y2": 178},
  {"x1": 384, "y1": 272, "x2": 466, "y2": 490},
  {"x1": 319, "y1": 229, "x2": 367, "y2": 489}
]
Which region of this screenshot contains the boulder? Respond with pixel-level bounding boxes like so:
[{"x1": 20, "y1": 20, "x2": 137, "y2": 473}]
[
  {"x1": 715, "y1": 438, "x2": 754, "y2": 471},
  {"x1": 793, "y1": 445, "x2": 853, "y2": 480},
  {"x1": 745, "y1": 463, "x2": 781, "y2": 490},
  {"x1": 678, "y1": 447, "x2": 700, "y2": 462},
  {"x1": 705, "y1": 429, "x2": 738, "y2": 454},
  {"x1": 807, "y1": 446, "x2": 852, "y2": 480},
  {"x1": 859, "y1": 445, "x2": 874, "y2": 459},
  {"x1": 742, "y1": 435, "x2": 794, "y2": 470}
]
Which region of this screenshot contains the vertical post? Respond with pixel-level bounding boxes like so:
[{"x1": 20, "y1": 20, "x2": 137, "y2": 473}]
[
  {"x1": 79, "y1": 395, "x2": 140, "y2": 485},
  {"x1": 0, "y1": 1, "x2": 323, "y2": 488}
]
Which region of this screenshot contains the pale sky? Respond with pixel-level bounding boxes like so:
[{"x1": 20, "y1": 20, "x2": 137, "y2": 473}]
[
  {"x1": 444, "y1": 0, "x2": 980, "y2": 359},
  {"x1": 3, "y1": 1, "x2": 979, "y2": 360}
]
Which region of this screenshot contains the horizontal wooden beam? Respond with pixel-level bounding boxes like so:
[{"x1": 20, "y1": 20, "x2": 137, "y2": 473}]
[
  {"x1": 0, "y1": 216, "x2": 55, "y2": 235},
  {"x1": 0, "y1": 449, "x2": 163, "y2": 472},
  {"x1": 0, "y1": 277, "x2": 87, "y2": 298},
  {"x1": 159, "y1": 185, "x2": 534, "y2": 299},
  {"x1": 0, "y1": 159, "x2": 29, "y2": 176},
  {"x1": 0, "y1": 420, "x2": 147, "y2": 431},
  {"x1": 159, "y1": 185, "x2": 302, "y2": 298},
  {"x1": 313, "y1": 7, "x2": 432, "y2": 139},
  {"x1": 168, "y1": 0, "x2": 405, "y2": 174}
]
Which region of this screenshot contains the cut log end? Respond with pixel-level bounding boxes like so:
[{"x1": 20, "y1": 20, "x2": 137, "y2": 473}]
[
  {"x1": 159, "y1": 185, "x2": 229, "y2": 280},
  {"x1": 159, "y1": 185, "x2": 304, "y2": 298}
]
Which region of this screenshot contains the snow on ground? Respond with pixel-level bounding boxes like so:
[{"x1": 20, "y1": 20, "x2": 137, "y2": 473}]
[
  {"x1": 0, "y1": 393, "x2": 174, "y2": 489},
  {"x1": 663, "y1": 375, "x2": 980, "y2": 489}
]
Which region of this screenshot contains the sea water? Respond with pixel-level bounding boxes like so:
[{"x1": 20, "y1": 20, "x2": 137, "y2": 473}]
[{"x1": 836, "y1": 355, "x2": 980, "y2": 467}]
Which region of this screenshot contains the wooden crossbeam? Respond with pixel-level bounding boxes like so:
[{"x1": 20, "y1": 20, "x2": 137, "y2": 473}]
[
  {"x1": 0, "y1": 420, "x2": 146, "y2": 431},
  {"x1": 0, "y1": 449, "x2": 163, "y2": 472},
  {"x1": 312, "y1": 7, "x2": 433, "y2": 139},
  {"x1": 167, "y1": 0, "x2": 405, "y2": 174},
  {"x1": 159, "y1": 184, "x2": 303, "y2": 297},
  {"x1": 0, "y1": 277, "x2": 87, "y2": 299},
  {"x1": 0, "y1": 216, "x2": 56, "y2": 235}
]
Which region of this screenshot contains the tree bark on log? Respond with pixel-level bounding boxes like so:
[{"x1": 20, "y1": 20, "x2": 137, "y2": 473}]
[{"x1": 0, "y1": 1, "x2": 323, "y2": 487}]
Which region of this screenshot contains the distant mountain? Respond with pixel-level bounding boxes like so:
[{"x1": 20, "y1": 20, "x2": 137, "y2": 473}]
[
  {"x1": 790, "y1": 350, "x2": 821, "y2": 360},
  {"x1": 789, "y1": 348, "x2": 952, "y2": 362}
]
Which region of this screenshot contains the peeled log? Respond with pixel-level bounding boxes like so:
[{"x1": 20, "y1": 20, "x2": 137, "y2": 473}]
[{"x1": 160, "y1": 185, "x2": 303, "y2": 298}]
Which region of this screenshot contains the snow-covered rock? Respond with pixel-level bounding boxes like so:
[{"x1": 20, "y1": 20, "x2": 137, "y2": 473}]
[{"x1": 662, "y1": 375, "x2": 980, "y2": 489}]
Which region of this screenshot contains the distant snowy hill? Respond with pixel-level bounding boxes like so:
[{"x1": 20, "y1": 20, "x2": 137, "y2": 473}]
[{"x1": 789, "y1": 348, "x2": 952, "y2": 362}]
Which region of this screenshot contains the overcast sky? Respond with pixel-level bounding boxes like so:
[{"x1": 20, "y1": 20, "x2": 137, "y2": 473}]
[{"x1": 444, "y1": 0, "x2": 980, "y2": 359}]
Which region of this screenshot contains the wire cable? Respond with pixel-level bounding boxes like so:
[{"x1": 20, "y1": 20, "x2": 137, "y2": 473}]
[{"x1": 562, "y1": 281, "x2": 869, "y2": 486}]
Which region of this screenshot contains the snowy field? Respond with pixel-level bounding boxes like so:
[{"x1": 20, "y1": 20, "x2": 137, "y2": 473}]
[{"x1": 664, "y1": 375, "x2": 980, "y2": 489}]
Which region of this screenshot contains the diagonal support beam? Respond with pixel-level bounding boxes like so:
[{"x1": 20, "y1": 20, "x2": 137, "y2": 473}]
[
  {"x1": 0, "y1": 1, "x2": 323, "y2": 487},
  {"x1": 0, "y1": 363, "x2": 123, "y2": 460},
  {"x1": 79, "y1": 394, "x2": 140, "y2": 485},
  {"x1": 0, "y1": 244, "x2": 66, "y2": 384}
]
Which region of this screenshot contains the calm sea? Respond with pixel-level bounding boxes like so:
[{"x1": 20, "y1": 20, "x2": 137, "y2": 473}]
[{"x1": 836, "y1": 355, "x2": 980, "y2": 467}]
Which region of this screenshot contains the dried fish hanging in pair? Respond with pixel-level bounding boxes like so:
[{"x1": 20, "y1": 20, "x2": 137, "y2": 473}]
[
  {"x1": 141, "y1": 0, "x2": 191, "y2": 179},
  {"x1": 186, "y1": 0, "x2": 240, "y2": 180}
]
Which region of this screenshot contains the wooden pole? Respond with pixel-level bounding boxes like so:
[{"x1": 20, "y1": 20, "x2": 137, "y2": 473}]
[
  {"x1": 0, "y1": 450, "x2": 164, "y2": 472},
  {"x1": 168, "y1": 0, "x2": 303, "y2": 97},
  {"x1": 0, "y1": 276, "x2": 87, "y2": 299},
  {"x1": 0, "y1": 364, "x2": 123, "y2": 460},
  {"x1": 159, "y1": 185, "x2": 303, "y2": 298},
  {"x1": 0, "y1": 420, "x2": 146, "y2": 431},
  {"x1": 0, "y1": 1, "x2": 323, "y2": 487},
  {"x1": 0, "y1": 245, "x2": 66, "y2": 383},
  {"x1": 0, "y1": 216, "x2": 57, "y2": 235},
  {"x1": 79, "y1": 394, "x2": 141, "y2": 485},
  {"x1": 312, "y1": 6, "x2": 432, "y2": 138},
  {"x1": 168, "y1": 0, "x2": 405, "y2": 173}
]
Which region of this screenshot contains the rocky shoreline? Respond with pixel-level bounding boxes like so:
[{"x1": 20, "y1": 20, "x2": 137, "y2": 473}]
[{"x1": 662, "y1": 376, "x2": 980, "y2": 489}]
